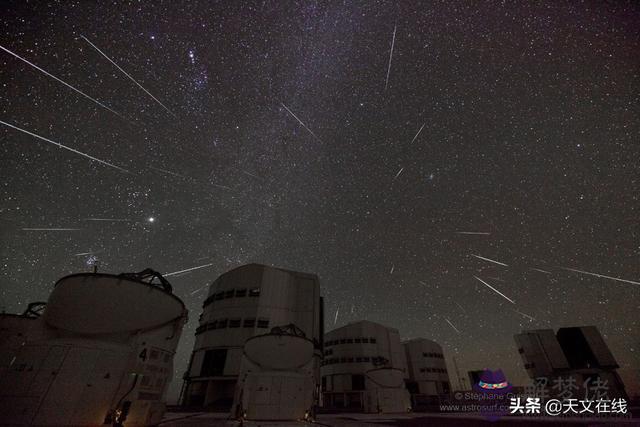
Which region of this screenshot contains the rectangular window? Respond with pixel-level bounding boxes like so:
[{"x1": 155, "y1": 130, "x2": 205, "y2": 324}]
[
  {"x1": 362, "y1": 338, "x2": 369, "y2": 343},
  {"x1": 201, "y1": 349, "x2": 227, "y2": 376},
  {"x1": 355, "y1": 338, "x2": 362, "y2": 343},
  {"x1": 224, "y1": 290, "x2": 234, "y2": 298},
  {"x1": 217, "y1": 319, "x2": 228, "y2": 329},
  {"x1": 243, "y1": 318, "x2": 256, "y2": 328},
  {"x1": 346, "y1": 338, "x2": 354, "y2": 343},
  {"x1": 356, "y1": 357, "x2": 363, "y2": 362},
  {"x1": 249, "y1": 288, "x2": 261, "y2": 297},
  {"x1": 340, "y1": 339, "x2": 346, "y2": 344},
  {"x1": 207, "y1": 322, "x2": 217, "y2": 330},
  {"x1": 352, "y1": 374, "x2": 365, "y2": 391},
  {"x1": 257, "y1": 318, "x2": 269, "y2": 328},
  {"x1": 363, "y1": 357, "x2": 370, "y2": 362},
  {"x1": 347, "y1": 357, "x2": 354, "y2": 363},
  {"x1": 370, "y1": 338, "x2": 377, "y2": 344},
  {"x1": 228, "y1": 318, "x2": 241, "y2": 328},
  {"x1": 235, "y1": 289, "x2": 247, "y2": 297}
]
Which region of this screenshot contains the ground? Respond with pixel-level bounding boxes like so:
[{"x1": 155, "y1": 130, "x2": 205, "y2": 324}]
[{"x1": 158, "y1": 411, "x2": 640, "y2": 426}]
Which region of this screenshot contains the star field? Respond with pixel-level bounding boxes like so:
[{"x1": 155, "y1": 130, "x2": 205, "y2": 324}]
[{"x1": 1, "y1": 1, "x2": 639, "y2": 401}]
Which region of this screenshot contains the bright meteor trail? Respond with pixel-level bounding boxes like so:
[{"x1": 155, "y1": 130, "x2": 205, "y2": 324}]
[
  {"x1": 471, "y1": 254, "x2": 509, "y2": 267},
  {"x1": 0, "y1": 120, "x2": 130, "y2": 173},
  {"x1": 410, "y1": 123, "x2": 426, "y2": 144},
  {"x1": 563, "y1": 267, "x2": 640, "y2": 287},
  {"x1": 0, "y1": 44, "x2": 123, "y2": 119},
  {"x1": 456, "y1": 231, "x2": 491, "y2": 235},
  {"x1": 280, "y1": 102, "x2": 323, "y2": 143},
  {"x1": 22, "y1": 228, "x2": 81, "y2": 231},
  {"x1": 80, "y1": 35, "x2": 176, "y2": 117},
  {"x1": 474, "y1": 275, "x2": 516, "y2": 304},
  {"x1": 444, "y1": 317, "x2": 461, "y2": 334},
  {"x1": 164, "y1": 263, "x2": 214, "y2": 277},
  {"x1": 384, "y1": 24, "x2": 397, "y2": 91}
]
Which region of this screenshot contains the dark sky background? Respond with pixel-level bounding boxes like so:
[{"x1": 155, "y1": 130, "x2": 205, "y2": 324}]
[{"x1": 1, "y1": 1, "x2": 639, "y2": 401}]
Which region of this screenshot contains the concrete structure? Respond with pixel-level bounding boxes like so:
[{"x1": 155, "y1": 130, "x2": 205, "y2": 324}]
[
  {"x1": 515, "y1": 326, "x2": 628, "y2": 399},
  {"x1": 0, "y1": 270, "x2": 188, "y2": 426},
  {"x1": 403, "y1": 338, "x2": 451, "y2": 397},
  {"x1": 235, "y1": 324, "x2": 316, "y2": 420},
  {"x1": 514, "y1": 329, "x2": 570, "y2": 378},
  {"x1": 321, "y1": 320, "x2": 410, "y2": 413},
  {"x1": 182, "y1": 263, "x2": 323, "y2": 419}
]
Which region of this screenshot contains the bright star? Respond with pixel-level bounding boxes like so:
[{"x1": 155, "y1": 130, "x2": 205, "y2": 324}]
[{"x1": 148, "y1": 217, "x2": 155, "y2": 223}]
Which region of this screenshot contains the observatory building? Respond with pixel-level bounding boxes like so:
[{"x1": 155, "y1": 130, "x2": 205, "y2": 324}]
[
  {"x1": 181, "y1": 263, "x2": 323, "y2": 420},
  {"x1": 515, "y1": 326, "x2": 628, "y2": 399},
  {"x1": 0, "y1": 270, "x2": 188, "y2": 426},
  {"x1": 320, "y1": 320, "x2": 411, "y2": 413},
  {"x1": 403, "y1": 338, "x2": 451, "y2": 399}
]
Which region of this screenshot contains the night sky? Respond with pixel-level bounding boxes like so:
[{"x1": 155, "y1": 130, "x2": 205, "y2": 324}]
[{"x1": 1, "y1": 1, "x2": 639, "y2": 401}]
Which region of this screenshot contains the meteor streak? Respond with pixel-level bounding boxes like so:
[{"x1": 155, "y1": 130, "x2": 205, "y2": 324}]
[
  {"x1": 474, "y1": 275, "x2": 516, "y2": 304},
  {"x1": 531, "y1": 268, "x2": 552, "y2": 275},
  {"x1": 456, "y1": 231, "x2": 491, "y2": 235},
  {"x1": 444, "y1": 317, "x2": 460, "y2": 334},
  {"x1": 562, "y1": 267, "x2": 640, "y2": 287},
  {"x1": 190, "y1": 285, "x2": 208, "y2": 295},
  {"x1": 454, "y1": 301, "x2": 467, "y2": 314},
  {"x1": 74, "y1": 250, "x2": 103, "y2": 256},
  {"x1": 410, "y1": 123, "x2": 426, "y2": 144},
  {"x1": 84, "y1": 218, "x2": 131, "y2": 222},
  {"x1": 471, "y1": 254, "x2": 508, "y2": 267},
  {"x1": 280, "y1": 102, "x2": 323, "y2": 143},
  {"x1": 394, "y1": 167, "x2": 404, "y2": 179},
  {"x1": 80, "y1": 35, "x2": 176, "y2": 117},
  {"x1": 1, "y1": 120, "x2": 130, "y2": 173},
  {"x1": 149, "y1": 166, "x2": 190, "y2": 180},
  {"x1": 384, "y1": 24, "x2": 397, "y2": 91},
  {"x1": 513, "y1": 309, "x2": 536, "y2": 322},
  {"x1": 237, "y1": 169, "x2": 262, "y2": 180},
  {"x1": 164, "y1": 263, "x2": 214, "y2": 277},
  {"x1": 22, "y1": 228, "x2": 81, "y2": 231},
  {"x1": 0, "y1": 44, "x2": 123, "y2": 118},
  {"x1": 334, "y1": 306, "x2": 340, "y2": 325}
]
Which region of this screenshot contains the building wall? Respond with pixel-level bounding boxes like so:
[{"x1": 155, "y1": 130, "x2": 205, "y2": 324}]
[
  {"x1": 321, "y1": 321, "x2": 408, "y2": 411},
  {"x1": 515, "y1": 326, "x2": 627, "y2": 400},
  {"x1": 514, "y1": 329, "x2": 570, "y2": 378},
  {"x1": 183, "y1": 264, "x2": 322, "y2": 408},
  {"x1": 403, "y1": 338, "x2": 450, "y2": 396}
]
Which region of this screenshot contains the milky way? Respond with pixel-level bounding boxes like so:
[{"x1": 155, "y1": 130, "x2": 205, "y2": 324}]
[{"x1": 1, "y1": 1, "x2": 639, "y2": 400}]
